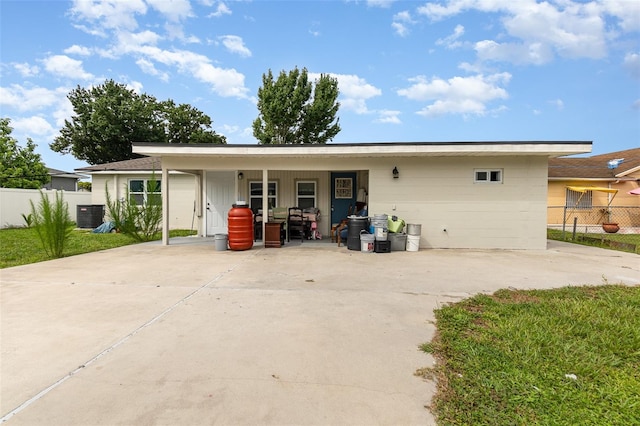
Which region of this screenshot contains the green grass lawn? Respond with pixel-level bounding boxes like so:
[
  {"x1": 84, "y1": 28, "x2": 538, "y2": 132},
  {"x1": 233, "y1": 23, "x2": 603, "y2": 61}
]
[
  {"x1": 419, "y1": 285, "x2": 640, "y2": 426},
  {"x1": 0, "y1": 227, "x2": 196, "y2": 268},
  {"x1": 547, "y1": 228, "x2": 640, "y2": 254}
]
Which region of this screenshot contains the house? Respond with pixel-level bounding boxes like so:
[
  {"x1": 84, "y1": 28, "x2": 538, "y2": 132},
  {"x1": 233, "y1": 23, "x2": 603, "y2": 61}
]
[
  {"x1": 119, "y1": 141, "x2": 591, "y2": 250},
  {"x1": 76, "y1": 157, "x2": 198, "y2": 231},
  {"x1": 547, "y1": 148, "x2": 640, "y2": 228},
  {"x1": 44, "y1": 168, "x2": 86, "y2": 191}
]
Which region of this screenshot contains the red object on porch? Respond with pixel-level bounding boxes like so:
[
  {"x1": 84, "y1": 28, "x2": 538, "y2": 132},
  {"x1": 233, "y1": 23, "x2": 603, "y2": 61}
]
[{"x1": 228, "y1": 203, "x2": 254, "y2": 251}]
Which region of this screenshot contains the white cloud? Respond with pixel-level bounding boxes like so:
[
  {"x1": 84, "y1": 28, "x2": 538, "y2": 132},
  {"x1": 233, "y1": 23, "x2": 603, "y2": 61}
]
[
  {"x1": 64, "y1": 45, "x2": 92, "y2": 56},
  {"x1": 367, "y1": 0, "x2": 396, "y2": 7},
  {"x1": 207, "y1": 1, "x2": 232, "y2": 18},
  {"x1": 316, "y1": 73, "x2": 382, "y2": 114},
  {"x1": 219, "y1": 35, "x2": 252, "y2": 57},
  {"x1": 0, "y1": 85, "x2": 69, "y2": 112},
  {"x1": 66, "y1": 0, "x2": 251, "y2": 99},
  {"x1": 220, "y1": 124, "x2": 239, "y2": 134},
  {"x1": 11, "y1": 116, "x2": 56, "y2": 137},
  {"x1": 42, "y1": 55, "x2": 94, "y2": 80},
  {"x1": 436, "y1": 24, "x2": 465, "y2": 49},
  {"x1": 136, "y1": 58, "x2": 169, "y2": 81},
  {"x1": 375, "y1": 110, "x2": 402, "y2": 124},
  {"x1": 397, "y1": 73, "x2": 511, "y2": 117},
  {"x1": 600, "y1": 0, "x2": 640, "y2": 32},
  {"x1": 146, "y1": 0, "x2": 192, "y2": 22},
  {"x1": 392, "y1": 22, "x2": 409, "y2": 37},
  {"x1": 418, "y1": 0, "x2": 626, "y2": 65},
  {"x1": 623, "y1": 52, "x2": 640, "y2": 79},
  {"x1": 475, "y1": 40, "x2": 554, "y2": 65},
  {"x1": 70, "y1": 0, "x2": 147, "y2": 31},
  {"x1": 13, "y1": 63, "x2": 39, "y2": 77},
  {"x1": 549, "y1": 99, "x2": 564, "y2": 110},
  {"x1": 52, "y1": 97, "x2": 75, "y2": 128},
  {"x1": 392, "y1": 11, "x2": 415, "y2": 37}
]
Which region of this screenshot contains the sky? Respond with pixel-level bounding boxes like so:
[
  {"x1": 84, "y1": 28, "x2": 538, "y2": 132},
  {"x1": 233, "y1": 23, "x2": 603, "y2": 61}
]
[{"x1": 1, "y1": 0, "x2": 639, "y2": 173}]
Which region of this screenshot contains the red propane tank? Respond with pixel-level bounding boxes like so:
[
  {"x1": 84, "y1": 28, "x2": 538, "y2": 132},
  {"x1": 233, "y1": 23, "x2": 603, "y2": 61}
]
[{"x1": 228, "y1": 202, "x2": 253, "y2": 251}]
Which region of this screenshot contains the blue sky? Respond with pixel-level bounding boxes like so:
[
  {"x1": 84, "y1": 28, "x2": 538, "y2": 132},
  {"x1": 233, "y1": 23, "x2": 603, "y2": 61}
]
[{"x1": 1, "y1": 0, "x2": 639, "y2": 172}]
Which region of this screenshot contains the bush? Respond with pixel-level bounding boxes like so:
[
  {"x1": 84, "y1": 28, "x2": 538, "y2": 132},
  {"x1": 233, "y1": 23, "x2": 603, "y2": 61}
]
[
  {"x1": 29, "y1": 191, "x2": 74, "y2": 258},
  {"x1": 105, "y1": 175, "x2": 162, "y2": 242}
]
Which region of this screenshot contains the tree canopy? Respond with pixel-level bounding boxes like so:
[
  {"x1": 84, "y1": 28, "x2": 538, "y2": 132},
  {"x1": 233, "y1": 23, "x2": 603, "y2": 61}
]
[
  {"x1": 0, "y1": 118, "x2": 49, "y2": 189},
  {"x1": 252, "y1": 67, "x2": 340, "y2": 144},
  {"x1": 50, "y1": 80, "x2": 226, "y2": 165}
]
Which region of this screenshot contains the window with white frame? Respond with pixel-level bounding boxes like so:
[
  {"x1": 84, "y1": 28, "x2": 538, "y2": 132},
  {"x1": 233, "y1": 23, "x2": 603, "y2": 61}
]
[
  {"x1": 129, "y1": 178, "x2": 161, "y2": 205},
  {"x1": 296, "y1": 180, "x2": 317, "y2": 209},
  {"x1": 249, "y1": 181, "x2": 277, "y2": 211},
  {"x1": 474, "y1": 169, "x2": 503, "y2": 183}
]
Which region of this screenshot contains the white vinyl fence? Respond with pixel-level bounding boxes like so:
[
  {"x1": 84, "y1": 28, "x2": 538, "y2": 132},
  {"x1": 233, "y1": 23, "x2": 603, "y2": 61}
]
[{"x1": 0, "y1": 188, "x2": 93, "y2": 229}]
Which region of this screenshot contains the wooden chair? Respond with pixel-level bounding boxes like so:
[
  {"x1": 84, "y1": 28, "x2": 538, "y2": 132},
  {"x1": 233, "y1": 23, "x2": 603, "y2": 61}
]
[
  {"x1": 333, "y1": 204, "x2": 354, "y2": 246},
  {"x1": 271, "y1": 207, "x2": 288, "y2": 241},
  {"x1": 287, "y1": 207, "x2": 305, "y2": 242}
]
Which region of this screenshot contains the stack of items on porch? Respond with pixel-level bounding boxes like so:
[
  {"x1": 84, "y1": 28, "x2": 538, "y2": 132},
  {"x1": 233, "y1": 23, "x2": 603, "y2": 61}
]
[
  {"x1": 343, "y1": 213, "x2": 416, "y2": 253},
  {"x1": 302, "y1": 207, "x2": 321, "y2": 239}
]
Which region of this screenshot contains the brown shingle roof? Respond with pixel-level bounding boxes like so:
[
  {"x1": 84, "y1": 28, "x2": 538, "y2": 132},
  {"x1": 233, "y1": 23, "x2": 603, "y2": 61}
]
[
  {"x1": 75, "y1": 156, "x2": 160, "y2": 173},
  {"x1": 548, "y1": 148, "x2": 640, "y2": 179}
]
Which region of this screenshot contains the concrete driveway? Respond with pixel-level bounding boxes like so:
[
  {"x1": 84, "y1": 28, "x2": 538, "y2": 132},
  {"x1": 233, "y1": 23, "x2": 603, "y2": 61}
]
[{"x1": 2, "y1": 239, "x2": 639, "y2": 425}]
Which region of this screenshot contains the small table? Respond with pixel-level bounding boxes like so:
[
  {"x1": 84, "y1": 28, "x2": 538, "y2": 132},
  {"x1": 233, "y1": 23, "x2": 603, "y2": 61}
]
[{"x1": 265, "y1": 222, "x2": 285, "y2": 248}]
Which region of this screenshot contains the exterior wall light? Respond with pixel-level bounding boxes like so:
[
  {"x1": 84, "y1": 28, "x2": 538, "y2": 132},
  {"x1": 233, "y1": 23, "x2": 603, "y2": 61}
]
[
  {"x1": 392, "y1": 167, "x2": 399, "y2": 179},
  {"x1": 238, "y1": 172, "x2": 244, "y2": 180}
]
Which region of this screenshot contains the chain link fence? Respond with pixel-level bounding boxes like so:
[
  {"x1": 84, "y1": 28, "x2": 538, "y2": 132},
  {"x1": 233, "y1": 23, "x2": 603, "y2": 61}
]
[{"x1": 548, "y1": 205, "x2": 640, "y2": 253}]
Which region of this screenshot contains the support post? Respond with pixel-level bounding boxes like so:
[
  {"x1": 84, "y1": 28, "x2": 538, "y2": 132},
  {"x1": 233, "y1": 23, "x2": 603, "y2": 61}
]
[
  {"x1": 162, "y1": 167, "x2": 169, "y2": 246},
  {"x1": 262, "y1": 169, "x2": 268, "y2": 241}
]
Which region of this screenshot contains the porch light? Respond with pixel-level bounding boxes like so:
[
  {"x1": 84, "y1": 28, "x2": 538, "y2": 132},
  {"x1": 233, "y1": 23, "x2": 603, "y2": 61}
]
[
  {"x1": 392, "y1": 167, "x2": 399, "y2": 179},
  {"x1": 238, "y1": 172, "x2": 244, "y2": 180}
]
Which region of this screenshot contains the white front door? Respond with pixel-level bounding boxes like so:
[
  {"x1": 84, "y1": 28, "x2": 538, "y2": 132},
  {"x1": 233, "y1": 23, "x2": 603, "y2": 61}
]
[{"x1": 206, "y1": 171, "x2": 235, "y2": 236}]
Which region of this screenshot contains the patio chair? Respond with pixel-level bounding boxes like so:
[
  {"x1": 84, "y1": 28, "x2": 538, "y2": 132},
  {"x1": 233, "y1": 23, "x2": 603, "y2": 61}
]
[{"x1": 287, "y1": 207, "x2": 306, "y2": 242}]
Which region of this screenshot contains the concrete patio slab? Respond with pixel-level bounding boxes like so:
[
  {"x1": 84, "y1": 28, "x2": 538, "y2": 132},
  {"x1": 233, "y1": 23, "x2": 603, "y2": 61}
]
[{"x1": 1, "y1": 240, "x2": 639, "y2": 425}]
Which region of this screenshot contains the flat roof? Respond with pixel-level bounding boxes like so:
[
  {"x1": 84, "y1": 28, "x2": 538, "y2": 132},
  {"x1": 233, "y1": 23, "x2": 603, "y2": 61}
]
[{"x1": 133, "y1": 141, "x2": 592, "y2": 158}]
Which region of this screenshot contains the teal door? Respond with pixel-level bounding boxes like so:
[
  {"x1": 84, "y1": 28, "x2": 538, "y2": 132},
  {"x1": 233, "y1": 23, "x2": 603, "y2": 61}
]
[{"x1": 331, "y1": 172, "x2": 357, "y2": 224}]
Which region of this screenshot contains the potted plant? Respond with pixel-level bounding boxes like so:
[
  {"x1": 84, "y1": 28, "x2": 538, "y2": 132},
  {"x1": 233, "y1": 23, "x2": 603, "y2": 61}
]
[{"x1": 599, "y1": 208, "x2": 619, "y2": 233}]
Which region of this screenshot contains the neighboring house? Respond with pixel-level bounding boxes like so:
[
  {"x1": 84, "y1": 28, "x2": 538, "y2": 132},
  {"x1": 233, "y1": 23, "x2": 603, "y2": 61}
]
[
  {"x1": 548, "y1": 148, "x2": 640, "y2": 227},
  {"x1": 119, "y1": 141, "x2": 591, "y2": 250},
  {"x1": 44, "y1": 168, "x2": 86, "y2": 191}
]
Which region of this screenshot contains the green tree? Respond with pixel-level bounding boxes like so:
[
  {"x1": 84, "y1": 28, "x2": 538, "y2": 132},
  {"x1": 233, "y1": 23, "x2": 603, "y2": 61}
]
[
  {"x1": 0, "y1": 118, "x2": 49, "y2": 188},
  {"x1": 253, "y1": 67, "x2": 340, "y2": 144},
  {"x1": 161, "y1": 100, "x2": 226, "y2": 144},
  {"x1": 51, "y1": 80, "x2": 226, "y2": 165}
]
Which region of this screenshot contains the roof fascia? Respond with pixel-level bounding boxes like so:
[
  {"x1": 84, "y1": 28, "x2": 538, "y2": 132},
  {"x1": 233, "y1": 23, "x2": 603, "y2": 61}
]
[
  {"x1": 132, "y1": 141, "x2": 592, "y2": 158},
  {"x1": 79, "y1": 170, "x2": 186, "y2": 176}
]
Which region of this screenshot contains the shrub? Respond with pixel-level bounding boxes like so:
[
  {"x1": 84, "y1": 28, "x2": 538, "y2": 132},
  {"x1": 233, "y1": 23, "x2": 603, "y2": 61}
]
[
  {"x1": 29, "y1": 191, "x2": 74, "y2": 258},
  {"x1": 105, "y1": 174, "x2": 162, "y2": 242}
]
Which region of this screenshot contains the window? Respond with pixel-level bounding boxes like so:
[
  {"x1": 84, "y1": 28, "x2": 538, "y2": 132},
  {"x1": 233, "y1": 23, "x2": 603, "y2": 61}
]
[
  {"x1": 335, "y1": 177, "x2": 353, "y2": 198},
  {"x1": 566, "y1": 189, "x2": 592, "y2": 209},
  {"x1": 249, "y1": 181, "x2": 277, "y2": 211},
  {"x1": 129, "y1": 178, "x2": 161, "y2": 205},
  {"x1": 296, "y1": 180, "x2": 317, "y2": 209},
  {"x1": 474, "y1": 169, "x2": 503, "y2": 183}
]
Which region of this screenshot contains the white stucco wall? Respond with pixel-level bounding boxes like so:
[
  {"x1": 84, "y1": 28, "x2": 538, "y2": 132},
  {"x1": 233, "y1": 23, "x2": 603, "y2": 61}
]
[
  {"x1": 89, "y1": 173, "x2": 198, "y2": 231},
  {"x1": 367, "y1": 156, "x2": 549, "y2": 249},
  {"x1": 160, "y1": 154, "x2": 549, "y2": 249}
]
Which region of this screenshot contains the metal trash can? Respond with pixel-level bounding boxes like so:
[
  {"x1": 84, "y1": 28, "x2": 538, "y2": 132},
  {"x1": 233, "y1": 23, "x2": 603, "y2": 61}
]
[
  {"x1": 214, "y1": 234, "x2": 228, "y2": 251},
  {"x1": 347, "y1": 216, "x2": 370, "y2": 251}
]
